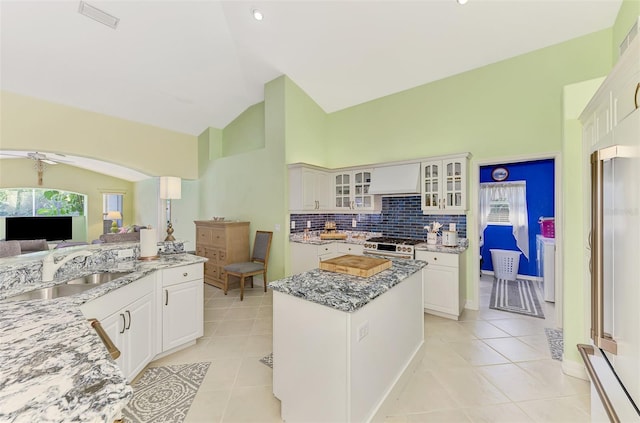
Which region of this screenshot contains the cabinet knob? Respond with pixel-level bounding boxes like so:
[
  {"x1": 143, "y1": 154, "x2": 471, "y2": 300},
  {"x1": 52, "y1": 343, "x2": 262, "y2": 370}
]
[
  {"x1": 433, "y1": 257, "x2": 437, "y2": 260},
  {"x1": 635, "y1": 82, "x2": 639, "y2": 110},
  {"x1": 183, "y1": 272, "x2": 188, "y2": 277}
]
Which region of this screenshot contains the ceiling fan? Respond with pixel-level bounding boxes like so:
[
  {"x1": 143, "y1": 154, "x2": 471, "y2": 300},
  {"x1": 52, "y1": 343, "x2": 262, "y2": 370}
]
[{"x1": 0, "y1": 151, "x2": 72, "y2": 185}]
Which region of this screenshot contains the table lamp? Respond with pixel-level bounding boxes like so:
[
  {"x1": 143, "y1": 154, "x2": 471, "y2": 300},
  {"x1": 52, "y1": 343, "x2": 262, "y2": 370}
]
[
  {"x1": 106, "y1": 211, "x2": 122, "y2": 233},
  {"x1": 159, "y1": 176, "x2": 181, "y2": 241}
]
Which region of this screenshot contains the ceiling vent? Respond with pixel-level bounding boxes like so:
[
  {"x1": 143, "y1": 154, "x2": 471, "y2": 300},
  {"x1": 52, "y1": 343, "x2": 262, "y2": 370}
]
[
  {"x1": 78, "y1": 1, "x2": 119, "y2": 29},
  {"x1": 619, "y1": 17, "x2": 639, "y2": 57}
]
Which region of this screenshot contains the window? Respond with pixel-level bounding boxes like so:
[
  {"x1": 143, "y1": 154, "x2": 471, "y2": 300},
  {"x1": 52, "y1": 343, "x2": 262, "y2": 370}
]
[
  {"x1": 487, "y1": 200, "x2": 511, "y2": 224},
  {"x1": 0, "y1": 188, "x2": 86, "y2": 217},
  {"x1": 103, "y1": 193, "x2": 123, "y2": 227}
]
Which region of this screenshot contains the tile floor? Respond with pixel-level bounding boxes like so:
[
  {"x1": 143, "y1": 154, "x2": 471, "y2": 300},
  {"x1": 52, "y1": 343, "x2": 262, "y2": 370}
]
[{"x1": 145, "y1": 275, "x2": 590, "y2": 422}]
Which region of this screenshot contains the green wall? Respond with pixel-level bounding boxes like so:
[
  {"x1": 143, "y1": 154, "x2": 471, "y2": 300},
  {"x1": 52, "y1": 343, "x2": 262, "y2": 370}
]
[{"x1": 613, "y1": 0, "x2": 640, "y2": 62}]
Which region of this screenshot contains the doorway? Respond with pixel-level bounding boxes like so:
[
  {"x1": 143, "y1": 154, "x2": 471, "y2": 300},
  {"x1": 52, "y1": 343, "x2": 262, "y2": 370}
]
[{"x1": 472, "y1": 153, "x2": 562, "y2": 328}]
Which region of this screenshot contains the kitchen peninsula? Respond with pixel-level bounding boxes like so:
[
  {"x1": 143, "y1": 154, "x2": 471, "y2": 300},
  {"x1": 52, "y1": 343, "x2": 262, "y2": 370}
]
[{"x1": 269, "y1": 258, "x2": 426, "y2": 422}]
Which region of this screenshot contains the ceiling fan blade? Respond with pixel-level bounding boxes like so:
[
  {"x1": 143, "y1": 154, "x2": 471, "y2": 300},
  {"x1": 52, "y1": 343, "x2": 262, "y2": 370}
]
[{"x1": 42, "y1": 159, "x2": 58, "y2": 165}]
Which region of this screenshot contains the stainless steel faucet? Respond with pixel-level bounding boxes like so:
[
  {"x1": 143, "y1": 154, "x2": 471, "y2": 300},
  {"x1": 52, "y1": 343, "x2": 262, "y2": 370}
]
[{"x1": 42, "y1": 250, "x2": 93, "y2": 282}]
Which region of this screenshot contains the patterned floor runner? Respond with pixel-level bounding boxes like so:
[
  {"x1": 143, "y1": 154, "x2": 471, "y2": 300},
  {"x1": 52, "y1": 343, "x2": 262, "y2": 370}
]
[
  {"x1": 260, "y1": 352, "x2": 273, "y2": 368},
  {"x1": 489, "y1": 278, "x2": 545, "y2": 319},
  {"x1": 545, "y1": 328, "x2": 564, "y2": 361},
  {"x1": 122, "y1": 362, "x2": 210, "y2": 423}
]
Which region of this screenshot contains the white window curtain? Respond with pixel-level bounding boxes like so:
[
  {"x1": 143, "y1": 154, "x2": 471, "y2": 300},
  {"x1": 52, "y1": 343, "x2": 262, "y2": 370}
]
[{"x1": 479, "y1": 181, "x2": 529, "y2": 260}]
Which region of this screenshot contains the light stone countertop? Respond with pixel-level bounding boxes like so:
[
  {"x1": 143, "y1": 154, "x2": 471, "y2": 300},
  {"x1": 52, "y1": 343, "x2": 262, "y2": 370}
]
[
  {"x1": 0, "y1": 243, "x2": 206, "y2": 422},
  {"x1": 289, "y1": 231, "x2": 381, "y2": 245}
]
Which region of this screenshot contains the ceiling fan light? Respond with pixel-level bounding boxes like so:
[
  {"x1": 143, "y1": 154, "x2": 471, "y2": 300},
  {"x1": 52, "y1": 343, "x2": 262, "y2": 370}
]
[{"x1": 78, "y1": 1, "x2": 120, "y2": 29}]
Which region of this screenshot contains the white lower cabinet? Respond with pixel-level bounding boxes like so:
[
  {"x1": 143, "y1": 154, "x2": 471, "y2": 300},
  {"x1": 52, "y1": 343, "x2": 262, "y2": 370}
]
[
  {"x1": 80, "y1": 274, "x2": 157, "y2": 382},
  {"x1": 161, "y1": 264, "x2": 204, "y2": 352},
  {"x1": 416, "y1": 250, "x2": 466, "y2": 320},
  {"x1": 337, "y1": 243, "x2": 364, "y2": 255}
]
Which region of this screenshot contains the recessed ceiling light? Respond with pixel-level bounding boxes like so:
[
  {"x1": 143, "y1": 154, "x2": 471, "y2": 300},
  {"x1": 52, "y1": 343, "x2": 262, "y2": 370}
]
[
  {"x1": 78, "y1": 1, "x2": 119, "y2": 29},
  {"x1": 457, "y1": 0, "x2": 468, "y2": 4},
  {"x1": 252, "y1": 8, "x2": 264, "y2": 21}
]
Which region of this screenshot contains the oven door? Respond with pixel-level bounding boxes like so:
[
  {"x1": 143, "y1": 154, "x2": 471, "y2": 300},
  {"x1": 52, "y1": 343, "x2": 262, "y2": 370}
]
[{"x1": 363, "y1": 250, "x2": 413, "y2": 260}]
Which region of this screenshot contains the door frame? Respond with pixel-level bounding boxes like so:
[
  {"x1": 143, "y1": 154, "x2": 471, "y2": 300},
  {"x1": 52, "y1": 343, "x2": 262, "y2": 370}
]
[{"x1": 470, "y1": 151, "x2": 563, "y2": 327}]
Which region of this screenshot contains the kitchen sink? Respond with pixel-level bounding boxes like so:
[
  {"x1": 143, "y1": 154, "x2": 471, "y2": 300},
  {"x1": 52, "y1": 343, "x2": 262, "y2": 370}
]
[
  {"x1": 3, "y1": 271, "x2": 133, "y2": 302},
  {"x1": 65, "y1": 271, "x2": 132, "y2": 285}
]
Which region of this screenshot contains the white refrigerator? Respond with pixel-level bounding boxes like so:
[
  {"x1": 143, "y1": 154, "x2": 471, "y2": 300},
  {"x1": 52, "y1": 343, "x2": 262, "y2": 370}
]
[{"x1": 579, "y1": 33, "x2": 640, "y2": 422}]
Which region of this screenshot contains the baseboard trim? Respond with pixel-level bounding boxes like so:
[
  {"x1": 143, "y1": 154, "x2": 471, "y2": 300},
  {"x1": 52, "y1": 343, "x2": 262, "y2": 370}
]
[{"x1": 562, "y1": 357, "x2": 589, "y2": 381}]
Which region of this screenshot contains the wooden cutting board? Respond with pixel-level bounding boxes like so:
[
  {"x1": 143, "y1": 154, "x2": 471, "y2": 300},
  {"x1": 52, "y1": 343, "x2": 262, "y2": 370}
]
[
  {"x1": 319, "y1": 232, "x2": 348, "y2": 240},
  {"x1": 319, "y1": 254, "x2": 392, "y2": 277}
]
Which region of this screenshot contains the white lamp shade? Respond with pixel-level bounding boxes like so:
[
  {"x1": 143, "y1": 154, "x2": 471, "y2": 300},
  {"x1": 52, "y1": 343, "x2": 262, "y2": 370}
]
[
  {"x1": 106, "y1": 211, "x2": 122, "y2": 220},
  {"x1": 159, "y1": 176, "x2": 182, "y2": 199}
]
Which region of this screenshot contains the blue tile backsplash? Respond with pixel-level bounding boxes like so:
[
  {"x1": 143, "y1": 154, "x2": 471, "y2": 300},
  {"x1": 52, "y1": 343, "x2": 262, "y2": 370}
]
[{"x1": 290, "y1": 196, "x2": 467, "y2": 240}]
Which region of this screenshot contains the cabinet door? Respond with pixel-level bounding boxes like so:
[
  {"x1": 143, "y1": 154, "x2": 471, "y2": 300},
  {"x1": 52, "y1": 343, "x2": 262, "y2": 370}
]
[
  {"x1": 423, "y1": 265, "x2": 459, "y2": 316},
  {"x1": 290, "y1": 242, "x2": 321, "y2": 275},
  {"x1": 333, "y1": 172, "x2": 352, "y2": 210},
  {"x1": 421, "y1": 161, "x2": 440, "y2": 211},
  {"x1": 163, "y1": 279, "x2": 204, "y2": 352},
  {"x1": 99, "y1": 310, "x2": 126, "y2": 373},
  {"x1": 123, "y1": 291, "x2": 155, "y2": 381},
  {"x1": 314, "y1": 171, "x2": 330, "y2": 210},
  {"x1": 442, "y1": 158, "x2": 466, "y2": 211},
  {"x1": 353, "y1": 170, "x2": 373, "y2": 209},
  {"x1": 302, "y1": 168, "x2": 320, "y2": 210}
]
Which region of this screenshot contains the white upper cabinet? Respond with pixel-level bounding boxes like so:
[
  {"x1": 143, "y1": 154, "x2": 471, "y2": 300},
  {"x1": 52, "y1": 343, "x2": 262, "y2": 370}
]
[
  {"x1": 332, "y1": 169, "x2": 378, "y2": 211},
  {"x1": 421, "y1": 154, "x2": 468, "y2": 214},
  {"x1": 289, "y1": 164, "x2": 330, "y2": 211}
]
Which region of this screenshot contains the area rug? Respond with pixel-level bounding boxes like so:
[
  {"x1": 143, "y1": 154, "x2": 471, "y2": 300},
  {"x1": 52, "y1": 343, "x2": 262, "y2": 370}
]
[
  {"x1": 122, "y1": 362, "x2": 210, "y2": 423},
  {"x1": 545, "y1": 328, "x2": 564, "y2": 361},
  {"x1": 489, "y1": 278, "x2": 545, "y2": 319},
  {"x1": 260, "y1": 352, "x2": 273, "y2": 369}
]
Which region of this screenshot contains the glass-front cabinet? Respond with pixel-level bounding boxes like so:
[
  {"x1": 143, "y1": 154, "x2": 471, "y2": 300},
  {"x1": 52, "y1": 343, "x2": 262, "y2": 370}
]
[
  {"x1": 333, "y1": 169, "x2": 374, "y2": 210},
  {"x1": 421, "y1": 155, "x2": 468, "y2": 214}
]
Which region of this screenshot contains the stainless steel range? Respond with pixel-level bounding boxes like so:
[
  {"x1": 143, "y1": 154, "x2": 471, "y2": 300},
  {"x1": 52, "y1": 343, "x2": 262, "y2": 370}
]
[{"x1": 363, "y1": 237, "x2": 421, "y2": 259}]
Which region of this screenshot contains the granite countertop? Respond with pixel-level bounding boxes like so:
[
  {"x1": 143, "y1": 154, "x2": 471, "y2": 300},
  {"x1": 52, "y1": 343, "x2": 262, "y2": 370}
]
[
  {"x1": 414, "y1": 239, "x2": 469, "y2": 254},
  {"x1": 269, "y1": 258, "x2": 426, "y2": 313},
  {"x1": 0, "y1": 245, "x2": 206, "y2": 422}
]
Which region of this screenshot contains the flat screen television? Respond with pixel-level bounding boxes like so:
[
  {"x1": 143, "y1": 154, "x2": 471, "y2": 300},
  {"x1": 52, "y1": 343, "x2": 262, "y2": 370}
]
[{"x1": 5, "y1": 216, "x2": 73, "y2": 241}]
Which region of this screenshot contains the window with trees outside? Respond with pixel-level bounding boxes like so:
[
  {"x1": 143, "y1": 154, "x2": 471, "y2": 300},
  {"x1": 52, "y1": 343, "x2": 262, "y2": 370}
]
[{"x1": 0, "y1": 188, "x2": 86, "y2": 217}]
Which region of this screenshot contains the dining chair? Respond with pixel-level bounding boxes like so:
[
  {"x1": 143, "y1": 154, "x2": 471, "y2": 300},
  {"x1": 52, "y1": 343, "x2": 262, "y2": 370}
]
[{"x1": 224, "y1": 230, "x2": 273, "y2": 301}]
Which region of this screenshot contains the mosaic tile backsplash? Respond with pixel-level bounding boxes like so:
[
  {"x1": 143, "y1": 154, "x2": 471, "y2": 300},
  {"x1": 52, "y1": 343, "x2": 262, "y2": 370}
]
[{"x1": 290, "y1": 196, "x2": 467, "y2": 240}]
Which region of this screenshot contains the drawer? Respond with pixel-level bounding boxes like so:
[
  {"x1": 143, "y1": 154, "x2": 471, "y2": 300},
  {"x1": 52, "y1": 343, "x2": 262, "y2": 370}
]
[
  {"x1": 211, "y1": 229, "x2": 226, "y2": 246},
  {"x1": 197, "y1": 227, "x2": 213, "y2": 244},
  {"x1": 415, "y1": 250, "x2": 459, "y2": 267},
  {"x1": 337, "y1": 243, "x2": 364, "y2": 255},
  {"x1": 162, "y1": 263, "x2": 204, "y2": 286},
  {"x1": 317, "y1": 243, "x2": 337, "y2": 256}
]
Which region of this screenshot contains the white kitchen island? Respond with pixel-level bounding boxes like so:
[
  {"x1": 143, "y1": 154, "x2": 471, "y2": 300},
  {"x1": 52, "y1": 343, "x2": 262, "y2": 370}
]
[{"x1": 269, "y1": 259, "x2": 425, "y2": 423}]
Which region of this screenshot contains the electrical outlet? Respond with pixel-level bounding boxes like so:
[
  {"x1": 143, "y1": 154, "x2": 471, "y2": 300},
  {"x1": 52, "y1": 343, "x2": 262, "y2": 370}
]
[
  {"x1": 307, "y1": 220, "x2": 311, "y2": 228},
  {"x1": 290, "y1": 221, "x2": 296, "y2": 229},
  {"x1": 275, "y1": 224, "x2": 281, "y2": 232},
  {"x1": 358, "y1": 322, "x2": 369, "y2": 341},
  {"x1": 352, "y1": 218, "x2": 357, "y2": 228},
  {"x1": 117, "y1": 249, "x2": 134, "y2": 259}
]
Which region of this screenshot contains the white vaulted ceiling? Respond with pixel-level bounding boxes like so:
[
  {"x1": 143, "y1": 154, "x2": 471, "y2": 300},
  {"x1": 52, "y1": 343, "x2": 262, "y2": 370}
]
[{"x1": 0, "y1": 0, "x2": 622, "y2": 136}]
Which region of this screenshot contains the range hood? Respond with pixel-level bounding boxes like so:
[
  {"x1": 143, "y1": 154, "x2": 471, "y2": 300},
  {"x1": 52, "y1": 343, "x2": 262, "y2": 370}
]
[{"x1": 368, "y1": 163, "x2": 421, "y2": 195}]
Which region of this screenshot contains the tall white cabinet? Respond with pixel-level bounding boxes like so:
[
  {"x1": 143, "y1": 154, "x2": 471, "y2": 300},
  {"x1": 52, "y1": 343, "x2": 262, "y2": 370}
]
[{"x1": 421, "y1": 154, "x2": 468, "y2": 214}]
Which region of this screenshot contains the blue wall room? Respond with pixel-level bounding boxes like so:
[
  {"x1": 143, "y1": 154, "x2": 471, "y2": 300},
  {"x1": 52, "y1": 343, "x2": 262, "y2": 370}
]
[{"x1": 479, "y1": 159, "x2": 555, "y2": 278}]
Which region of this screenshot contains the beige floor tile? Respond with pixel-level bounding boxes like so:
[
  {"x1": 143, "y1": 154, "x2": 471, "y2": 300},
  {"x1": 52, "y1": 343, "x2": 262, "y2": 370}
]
[
  {"x1": 463, "y1": 403, "x2": 534, "y2": 422},
  {"x1": 418, "y1": 342, "x2": 471, "y2": 370},
  {"x1": 516, "y1": 334, "x2": 553, "y2": 356},
  {"x1": 251, "y1": 318, "x2": 273, "y2": 335},
  {"x1": 206, "y1": 297, "x2": 238, "y2": 309},
  {"x1": 207, "y1": 335, "x2": 250, "y2": 359},
  {"x1": 425, "y1": 321, "x2": 477, "y2": 342},
  {"x1": 213, "y1": 319, "x2": 255, "y2": 337},
  {"x1": 458, "y1": 320, "x2": 511, "y2": 339},
  {"x1": 483, "y1": 337, "x2": 548, "y2": 362},
  {"x1": 203, "y1": 321, "x2": 220, "y2": 338},
  {"x1": 231, "y1": 296, "x2": 263, "y2": 308},
  {"x1": 446, "y1": 339, "x2": 510, "y2": 366},
  {"x1": 517, "y1": 396, "x2": 592, "y2": 422},
  {"x1": 430, "y1": 367, "x2": 510, "y2": 408},
  {"x1": 225, "y1": 307, "x2": 260, "y2": 320},
  {"x1": 244, "y1": 334, "x2": 273, "y2": 357},
  {"x1": 205, "y1": 307, "x2": 230, "y2": 322},
  {"x1": 198, "y1": 358, "x2": 242, "y2": 392},
  {"x1": 516, "y1": 359, "x2": 590, "y2": 397},
  {"x1": 383, "y1": 415, "x2": 408, "y2": 422},
  {"x1": 390, "y1": 370, "x2": 459, "y2": 415},
  {"x1": 406, "y1": 409, "x2": 472, "y2": 422},
  {"x1": 184, "y1": 389, "x2": 230, "y2": 423},
  {"x1": 477, "y1": 363, "x2": 565, "y2": 402},
  {"x1": 257, "y1": 305, "x2": 273, "y2": 318},
  {"x1": 488, "y1": 318, "x2": 547, "y2": 337},
  {"x1": 235, "y1": 356, "x2": 274, "y2": 387},
  {"x1": 222, "y1": 385, "x2": 282, "y2": 422}
]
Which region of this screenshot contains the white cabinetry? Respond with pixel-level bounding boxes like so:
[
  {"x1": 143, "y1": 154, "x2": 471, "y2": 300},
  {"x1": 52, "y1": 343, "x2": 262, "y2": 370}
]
[
  {"x1": 332, "y1": 169, "x2": 378, "y2": 211},
  {"x1": 416, "y1": 249, "x2": 466, "y2": 320},
  {"x1": 289, "y1": 164, "x2": 330, "y2": 211},
  {"x1": 421, "y1": 155, "x2": 469, "y2": 214},
  {"x1": 161, "y1": 263, "x2": 204, "y2": 353},
  {"x1": 337, "y1": 243, "x2": 364, "y2": 255},
  {"x1": 80, "y1": 274, "x2": 157, "y2": 382}
]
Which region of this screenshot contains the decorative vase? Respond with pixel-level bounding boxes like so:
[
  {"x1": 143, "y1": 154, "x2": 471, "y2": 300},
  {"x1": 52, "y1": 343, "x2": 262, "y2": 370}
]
[{"x1": 427, "y1": 232, "x2": 437, "y2": 245}]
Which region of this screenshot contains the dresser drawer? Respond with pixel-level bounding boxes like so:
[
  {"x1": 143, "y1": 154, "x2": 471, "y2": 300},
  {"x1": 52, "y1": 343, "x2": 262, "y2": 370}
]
[
  {"x1": 211, "y1": 229, "x2": 226, "y2": 246},
  {"x1": 415, "y1": 250, "x2": 459, "y2": 267},
  {"x1": 162, "y1": 263, "x2": 204, "y2": 286},
  {"x1": 197, "y1": 227, "x2": 213, "y2": 244}
]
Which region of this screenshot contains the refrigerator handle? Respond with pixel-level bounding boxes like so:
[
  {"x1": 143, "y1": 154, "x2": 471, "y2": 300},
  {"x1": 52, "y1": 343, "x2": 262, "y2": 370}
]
[
  {"x1": 590, "y1": 148, "x2": 618, "y2": 355},
  {"x1": 577, "y1": 344, "x2": 620, "y2": 423}
]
